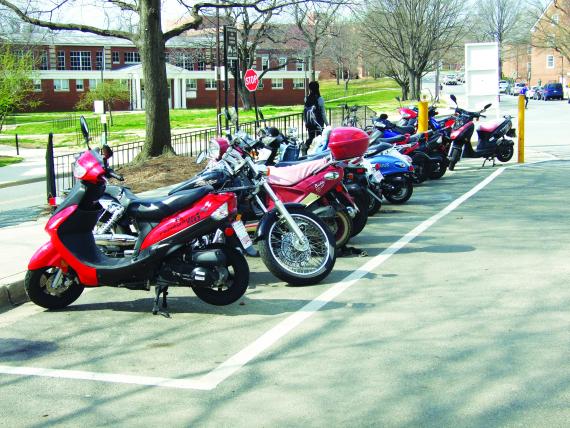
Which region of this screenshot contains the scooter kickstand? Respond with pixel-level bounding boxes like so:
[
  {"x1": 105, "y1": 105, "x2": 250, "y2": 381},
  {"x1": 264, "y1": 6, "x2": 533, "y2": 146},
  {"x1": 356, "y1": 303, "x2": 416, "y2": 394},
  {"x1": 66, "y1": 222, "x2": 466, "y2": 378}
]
[{"x1": 152, "y1": 283, "x2": 170, "y2": 318}]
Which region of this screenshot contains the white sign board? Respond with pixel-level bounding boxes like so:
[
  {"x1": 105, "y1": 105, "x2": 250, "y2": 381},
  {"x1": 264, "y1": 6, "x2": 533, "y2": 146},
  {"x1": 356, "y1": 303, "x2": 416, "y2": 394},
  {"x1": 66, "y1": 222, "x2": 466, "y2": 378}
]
[
  {"x1": 465, "y1": 42, "x2": 499, "y2": 111},
  {"x1": 93, "y1": 100, "x2": 105, "y2": 114}
]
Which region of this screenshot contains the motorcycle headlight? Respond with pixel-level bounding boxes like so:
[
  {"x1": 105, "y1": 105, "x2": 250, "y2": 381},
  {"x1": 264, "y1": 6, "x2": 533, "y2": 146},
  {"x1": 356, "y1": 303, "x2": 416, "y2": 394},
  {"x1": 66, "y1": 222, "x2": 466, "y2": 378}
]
[
  {"x1": 208, "y1": 139, "x2": 221, "y2": 160},
  {"x1": 73, "y1": 163, "x2": 87, "y2": 179},
  {"x1": 211, "y1": 202, "x2": 229, "y2": 221},
  {"x1": 394, "y1": 161, "x2": 406, "y2": 168}
]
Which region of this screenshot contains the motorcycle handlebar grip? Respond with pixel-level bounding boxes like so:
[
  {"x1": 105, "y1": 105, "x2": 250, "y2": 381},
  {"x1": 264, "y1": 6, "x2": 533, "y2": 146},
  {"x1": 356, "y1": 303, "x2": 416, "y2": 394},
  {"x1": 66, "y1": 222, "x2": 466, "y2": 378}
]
[{"x1": 108, "y1": 170, "x2": 124, "y2": 181}]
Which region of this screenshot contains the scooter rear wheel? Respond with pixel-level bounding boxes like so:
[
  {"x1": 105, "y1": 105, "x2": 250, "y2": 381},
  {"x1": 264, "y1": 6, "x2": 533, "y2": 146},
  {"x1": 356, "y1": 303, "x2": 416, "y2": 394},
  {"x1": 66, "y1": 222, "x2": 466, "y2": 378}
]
[
  {"x1": 496, "y1": 145, "x2": 514, "y2": 162},
  {"x1": 191, "y1": 244, "x2": 249, "y2": 306},
  {"x1": 25, "y1": 267, "x2": 84, "y2": 310}
]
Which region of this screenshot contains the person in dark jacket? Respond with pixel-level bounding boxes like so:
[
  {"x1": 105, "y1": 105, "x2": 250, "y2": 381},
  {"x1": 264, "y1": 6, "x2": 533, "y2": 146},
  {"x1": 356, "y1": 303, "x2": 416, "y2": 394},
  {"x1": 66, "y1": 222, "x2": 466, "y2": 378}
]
[{"x1": 302, "y1": 81, "x2": 329, "y2": 155}]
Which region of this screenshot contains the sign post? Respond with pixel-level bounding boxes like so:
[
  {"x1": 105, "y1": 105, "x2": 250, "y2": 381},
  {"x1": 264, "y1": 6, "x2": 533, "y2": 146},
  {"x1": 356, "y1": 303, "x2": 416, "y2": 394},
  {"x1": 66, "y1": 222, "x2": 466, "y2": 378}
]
[{"x1": 224, "y1": 26, "x2": 238, "y2": 128}]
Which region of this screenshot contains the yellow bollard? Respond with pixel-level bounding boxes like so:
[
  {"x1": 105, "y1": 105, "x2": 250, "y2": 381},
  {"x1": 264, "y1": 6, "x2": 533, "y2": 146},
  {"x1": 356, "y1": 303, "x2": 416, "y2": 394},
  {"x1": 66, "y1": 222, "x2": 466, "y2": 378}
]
[
  {"x1": 518, "y1": 94, "x2": 525, "y2": 163},
  {"x1": 418, "y1": 100, "x2": 428, "y2": 132}
]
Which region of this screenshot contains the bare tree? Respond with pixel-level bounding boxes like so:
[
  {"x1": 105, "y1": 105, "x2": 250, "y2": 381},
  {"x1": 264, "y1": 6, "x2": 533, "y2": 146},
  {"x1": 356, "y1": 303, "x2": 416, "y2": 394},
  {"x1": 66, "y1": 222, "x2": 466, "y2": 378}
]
[
  {"x1": 0, "y1": 0, "x2": 309, "y2": 158},
  {"x1": 359, "y1": 0, "x2": 466, "y2": 100},
  {"x1": 530, "y1": 0, "x2": 570, "y2": 63},
  {"x1": 473, "y1": 0, "x2": 523, "y2": 78},
  {"x1": 323, "y1": 19, "x2": 360, "y2": 89},
  {"x1": 289, "y1": 1, "x2": 340, "y2": 81}
]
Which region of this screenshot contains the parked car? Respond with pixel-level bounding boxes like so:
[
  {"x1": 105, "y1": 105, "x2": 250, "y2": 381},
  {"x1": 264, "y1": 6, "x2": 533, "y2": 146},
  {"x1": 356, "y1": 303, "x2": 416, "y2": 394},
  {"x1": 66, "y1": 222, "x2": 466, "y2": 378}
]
[
  {"x1": 540, "y1": 83, "x2": 564, "y2": 100},
  {"x1": 510, "y1": 82, "x2": 526, "y2": 95},
  {"x1": 527, "y1": 86, "x2": 542, "y2": 99},
  {"x1": 442, "y1": 74, "x2": 458, "y2": 85},
  {"x1": 499, "y1": 80, "x2": 509, "y2": 93}
]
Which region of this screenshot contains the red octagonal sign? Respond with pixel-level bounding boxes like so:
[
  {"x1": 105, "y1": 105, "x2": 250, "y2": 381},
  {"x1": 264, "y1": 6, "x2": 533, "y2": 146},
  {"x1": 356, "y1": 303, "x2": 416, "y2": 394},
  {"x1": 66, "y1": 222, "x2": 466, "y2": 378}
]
[{"x1": 244, "y1": 69, "x2": 259, "y2": 92}]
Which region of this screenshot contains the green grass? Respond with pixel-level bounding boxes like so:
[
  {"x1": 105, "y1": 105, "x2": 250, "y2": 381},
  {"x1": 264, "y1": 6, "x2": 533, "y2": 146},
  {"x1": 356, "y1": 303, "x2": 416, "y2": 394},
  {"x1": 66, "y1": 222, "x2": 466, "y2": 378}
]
[
  {"x1": 0, "y1": 78, "x2": 405, "y2": 148},
  {"x1": 0, "y1": 156, "x2": 23, "y2": 167}
]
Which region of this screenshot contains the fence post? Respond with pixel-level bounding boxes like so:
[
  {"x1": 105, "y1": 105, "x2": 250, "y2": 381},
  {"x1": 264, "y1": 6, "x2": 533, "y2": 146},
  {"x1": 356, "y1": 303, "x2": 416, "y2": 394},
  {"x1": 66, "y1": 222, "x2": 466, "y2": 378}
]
[
  {"x1": 46, "y1": 133, "x2": 57, "y2": 202},
  {"x1": 15, "y1": 134, "x2": 19, "y2": 155}
]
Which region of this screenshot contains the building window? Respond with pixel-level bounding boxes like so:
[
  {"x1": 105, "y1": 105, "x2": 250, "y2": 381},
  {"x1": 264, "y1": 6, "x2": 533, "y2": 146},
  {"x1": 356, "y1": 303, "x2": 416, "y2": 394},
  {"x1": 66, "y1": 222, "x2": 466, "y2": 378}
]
[
  {"x1": 198, "y1": 61, "x2": 206, "y2": 71},
  {"x1": 76, "y1": 80, "x2": 84, "y2": 91},
  {"x1": 57, "y1": 51, "x2": 65, "y2": 70},
  {"x1": 124, "y1": 51, "x2": 140, "y2": 63},
  {"x1": 88, "y1": 79, "x2": 100, "y2": 90},
  {"x1": 293, "y1": 78, "x2": 305, "y2": 89},
  {"x1": 112, "y1": 51, "x2": 119, "y2": 63},
  {"x1": 546, "y1": 55, "x2": 554, "y2": 68},
  {"x1": 296, "y1": 60, "x2": 304, "y2": 71},
  {"x1": 228, "y1": 59, "x2": 238, "y2": 70},
  {"x1": 279, "y1": 57, "x2": 287, "y2": 69},
  {"x1": 53, "y1": 79, "x2": 69, "y2": 91},
  {"x1": 39, "y1": 50, "x2": 49, "y2": 70},
  {"x1": 552, "y1": 14, "x2": 559, "y2": 25},
  {"x1": 96, "y1": 51, "x2": 103, "y2": 70},
  {"x1": 272, "y1": 78, "x2": 283, "y2": 89},
  {"x1": 261, "y1": 56, "x2": 269, "y2": 71},
  {"x1": 186, "y1": 79, "x2": 197, "y2": 91},
  {"x1": 205, "y1": 79, "x2": 217, "y2": 90},
  {"x1": 33, "y1": 79, "x2": 42, "y2": 92},
  {"x1": 258, "y1": 78, "x2": 264, "y2": 89},
  {"x1": 70, "y1": 51, "x2": 92, "y2": 70}
]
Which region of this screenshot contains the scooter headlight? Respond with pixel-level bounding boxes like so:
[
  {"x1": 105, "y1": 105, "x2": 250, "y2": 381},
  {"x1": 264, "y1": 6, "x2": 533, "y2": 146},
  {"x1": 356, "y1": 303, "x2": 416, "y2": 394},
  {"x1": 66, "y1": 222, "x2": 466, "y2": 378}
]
[
  {"x1": 73, "y1": 163, "x2": 87, "y2": 179},
  {"x1": 211, "y1": 202, "x2": 229, "y2": 221}
]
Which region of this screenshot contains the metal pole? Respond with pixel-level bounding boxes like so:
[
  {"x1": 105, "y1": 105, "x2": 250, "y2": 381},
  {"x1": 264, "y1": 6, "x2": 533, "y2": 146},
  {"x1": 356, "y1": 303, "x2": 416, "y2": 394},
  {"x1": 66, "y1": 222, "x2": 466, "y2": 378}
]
[
  {"x1": 15, "y1": 134, "x2": 19, "y2": 156},
  {"x1": 46, "y1": 133, "x2": 57, "y2": 201},
  {"x1": 518, "y1": 94, "x2": 525, "y2": 163},
  {"x1": 418, "y1": 100, "x2": 428, "y2": 132},
  {"x1": 216, "y1": 0, "x2": 221, "y2": 132},
  {"x1": 223, "y1": 26, "x2": 229, "y2": 130},
  {"x1": 234, "y1": 58, "x2": 239, "y2": 128}
]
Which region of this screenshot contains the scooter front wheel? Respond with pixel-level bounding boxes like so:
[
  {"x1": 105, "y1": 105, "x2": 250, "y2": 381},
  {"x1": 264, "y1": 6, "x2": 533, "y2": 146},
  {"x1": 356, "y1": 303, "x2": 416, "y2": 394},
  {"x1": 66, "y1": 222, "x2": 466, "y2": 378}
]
[
  {"x1": 259, "y1": 207, "x2": 336, "y2": 285},
  {"x1": 25, "y1": 267, "x2": 84, "y2": 309},
  {"x1": 191, "y1": 244, "x2": 249, "y2": 306}
]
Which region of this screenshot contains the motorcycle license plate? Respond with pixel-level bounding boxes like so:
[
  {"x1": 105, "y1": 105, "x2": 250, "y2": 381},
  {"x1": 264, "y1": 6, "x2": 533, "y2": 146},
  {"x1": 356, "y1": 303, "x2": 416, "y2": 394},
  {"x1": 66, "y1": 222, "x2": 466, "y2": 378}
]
[
  {"x1": 372, "y1": 170, "x2": 383, "y2": 183},
  {"x1": 232, "y1": 220, "x2": 253, "y2": 249}
]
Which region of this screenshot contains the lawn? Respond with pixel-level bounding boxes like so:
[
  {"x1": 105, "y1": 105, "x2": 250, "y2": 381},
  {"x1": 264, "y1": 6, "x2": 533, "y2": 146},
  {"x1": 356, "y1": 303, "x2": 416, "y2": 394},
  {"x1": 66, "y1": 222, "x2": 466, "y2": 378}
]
[
  {"x1": 0, "y1": 78, "x2": 407, "y2": 149},
  {"x1": 0, "y1": 156, "x2": 23, "y2": 167}
]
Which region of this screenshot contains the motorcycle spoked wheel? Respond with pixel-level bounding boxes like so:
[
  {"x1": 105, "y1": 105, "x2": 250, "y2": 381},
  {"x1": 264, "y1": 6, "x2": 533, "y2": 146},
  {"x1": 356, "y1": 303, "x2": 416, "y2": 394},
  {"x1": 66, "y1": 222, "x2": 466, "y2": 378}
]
[
  {"x1": 496, "y1": 144, "x2": 514, "y2": 162},
  {"x1": 321, "y1": 209, "x2": 352, "y2": 249},
  {"x1": 191, "y1": 243, "x2": 250, "y2": 306},
  {"x1": 411, "y1": 153, "x2": 433, "y2": 183},
  {"x1": 383, "y1": 175, "x2": 413, "y2": 204},
  {"x1": 258, "y1": 207, "x2": 336, "y2": 285},
  {"x1": 349, "y1": 191, "x2": 369, "y2": 237},
  {"x1": 25, "y1": 267, "x2": 85, "y2": 310}
]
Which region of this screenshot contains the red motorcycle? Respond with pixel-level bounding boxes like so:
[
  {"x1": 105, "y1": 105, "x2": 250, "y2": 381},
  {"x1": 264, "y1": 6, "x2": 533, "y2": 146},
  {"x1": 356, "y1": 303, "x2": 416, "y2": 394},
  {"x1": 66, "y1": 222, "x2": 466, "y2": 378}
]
[{"x1": 26, "y1": 117, "x2": 249, "y2": 316}]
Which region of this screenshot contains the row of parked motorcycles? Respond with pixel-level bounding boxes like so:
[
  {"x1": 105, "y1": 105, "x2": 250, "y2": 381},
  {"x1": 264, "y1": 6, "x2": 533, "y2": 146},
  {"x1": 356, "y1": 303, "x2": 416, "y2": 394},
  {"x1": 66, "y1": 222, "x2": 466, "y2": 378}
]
[{"x1": 25, "y1": 94, "x2": 516, "y2": 317}]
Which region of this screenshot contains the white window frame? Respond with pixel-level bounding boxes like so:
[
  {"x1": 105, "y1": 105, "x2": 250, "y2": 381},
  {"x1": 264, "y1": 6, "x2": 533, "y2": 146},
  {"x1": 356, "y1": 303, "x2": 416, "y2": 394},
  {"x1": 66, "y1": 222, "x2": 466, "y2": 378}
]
[
  {"x1": 33, "y1": 79, "x2": 42, "y2": 92},
  {"x1": 271, "y1": 78, "x2": 283, "y2": 89},
  {"x1": 205, "y1": 79, "x2": 217, "y2": 90},
  {"x1": 258, "y1": 78, "x2": 264, "y2": 89},
  {"x1": 70, "y1": 51, "x2": 91, "y2": 71},
  {"x1": 112, "y1": 51, "x2": 120, "y2": 64},
  {"x1": 124, "y1": 51, "x2": 140, "y2": 64},
  {"x1": 296, "y1": 60, "x2": 304, "y2": 71},
  {"x1": 186, "y1": 79, "x2": 197, "y2": 91},
  {"x1": 293, "y1": 78, "x2": 305, "y2": 90},
  {"x1": 76, "y1": 79, "x2": 84, "y2": 92},
  {"x1": 197, "y1": 60, "x2": 206, "y2": 71},
  {"x1": 261, "y1": 56, "x2": 269, "y2": 71},
  {"x1": 546, "y1": 55, "x2": 555, "y2": 68},
  {"x1": 57, "y1": 51, "x2": 65, "y2": 70},
  {"x1": 88, "y1": 79, "x2": 100, "y2": 90},
  {"x1": 53, "y1": 79, "x2": 69, "y2": 92},
  {"x1": 278, "y1": 57, "x2": 287, "y2": 68}
]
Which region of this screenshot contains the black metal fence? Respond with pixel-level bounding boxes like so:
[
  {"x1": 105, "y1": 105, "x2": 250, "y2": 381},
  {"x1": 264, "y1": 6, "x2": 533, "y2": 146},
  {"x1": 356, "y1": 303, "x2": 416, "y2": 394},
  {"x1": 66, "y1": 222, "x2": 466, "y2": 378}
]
[
  {"x1": 50, "y1": 105, "x2": 377, "y2": 196},
  {"x1": 51, "y1": 114, "x2": 103, "y2": 146}
]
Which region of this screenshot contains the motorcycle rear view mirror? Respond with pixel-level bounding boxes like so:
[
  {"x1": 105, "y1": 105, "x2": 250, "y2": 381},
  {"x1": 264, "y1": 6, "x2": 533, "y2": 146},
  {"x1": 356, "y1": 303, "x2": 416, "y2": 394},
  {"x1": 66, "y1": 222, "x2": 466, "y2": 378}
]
[
  {"x1": 196, "y1": 151, "x2": 207, "y2": 164},
  {"x1": 483, "y1": 103, "x2": 492, "y2": 110},
  {"x1": 450, "y1": 94, "x2": 457, "y2": 105},
  {"x1": 101, "y1": 144, "x2": 113, "y2": 160},
  {"x1": 79, "y1": 116, "x2": 90, "y2": 146}
]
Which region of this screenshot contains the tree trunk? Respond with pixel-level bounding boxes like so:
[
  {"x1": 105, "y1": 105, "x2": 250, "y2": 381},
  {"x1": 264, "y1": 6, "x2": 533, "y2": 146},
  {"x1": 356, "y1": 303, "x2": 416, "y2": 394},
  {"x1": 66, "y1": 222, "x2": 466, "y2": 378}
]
[
  {"x1": 138, "y1": 0, "x2": 172, "y2": 158},
  {"x1": 310, "y1": 45, "x2": 316, "y2": 82}
]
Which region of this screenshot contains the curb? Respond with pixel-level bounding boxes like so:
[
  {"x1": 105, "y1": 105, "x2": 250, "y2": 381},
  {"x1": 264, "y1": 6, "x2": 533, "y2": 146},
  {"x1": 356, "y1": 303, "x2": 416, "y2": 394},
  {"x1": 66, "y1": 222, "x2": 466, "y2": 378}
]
[
  {"x1": 0, "y1": 277, "x2": 28, "y2": 313},
  {"x1": 0, "y1": 176, "x2": 45, "y2": 190}
]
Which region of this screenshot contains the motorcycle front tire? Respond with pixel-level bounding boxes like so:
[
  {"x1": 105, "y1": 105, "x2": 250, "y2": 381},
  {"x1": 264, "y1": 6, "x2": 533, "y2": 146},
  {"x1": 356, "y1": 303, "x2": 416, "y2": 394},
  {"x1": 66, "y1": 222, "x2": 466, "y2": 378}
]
[
  {"x1": 258, "y1": 207, "x2": 336, "y2": 285},
  {"x1": 25, "y1": 267, "x2": 84, "y2": 310}
]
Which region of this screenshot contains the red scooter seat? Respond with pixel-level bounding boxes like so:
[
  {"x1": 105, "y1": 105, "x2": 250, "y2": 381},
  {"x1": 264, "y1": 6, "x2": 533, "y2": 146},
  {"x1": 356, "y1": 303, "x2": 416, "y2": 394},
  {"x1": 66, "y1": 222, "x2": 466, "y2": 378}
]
[{"x1": 478, "y1": 121, "x2": 501, "y2": 133}]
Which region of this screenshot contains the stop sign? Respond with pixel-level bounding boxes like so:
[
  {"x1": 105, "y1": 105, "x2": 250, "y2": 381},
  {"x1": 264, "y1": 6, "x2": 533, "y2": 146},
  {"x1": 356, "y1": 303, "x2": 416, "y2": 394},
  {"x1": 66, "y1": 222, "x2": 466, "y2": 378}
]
[{"x1": 244, "y1": 69, "x2": 259, "y2": 92}]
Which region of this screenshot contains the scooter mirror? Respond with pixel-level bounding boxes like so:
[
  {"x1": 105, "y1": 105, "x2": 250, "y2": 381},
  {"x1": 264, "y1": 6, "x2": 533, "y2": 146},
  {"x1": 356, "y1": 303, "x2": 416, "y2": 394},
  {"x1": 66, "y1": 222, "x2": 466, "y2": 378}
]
[
  {"x1": 259, "y1": 110, "x2": 264, "y2": 121},
  {"x1": 450, "y1": 94, "x2": 457, "y2": 105},
  {"x1": 101, "y1": 144, "x2": 113, "y2": 160},
  {"x1": 196, "y1": 151, "x2": 207, "y2": 164},
  {"x1": 79, "y1": 116, "x2": 90, "y2": 143},
  {"x1": 484, "y1": 103, "x2": 492, "y2": 110},
  {"x1": 395, "y1": 96, "x2": 401, "y2": 102}
]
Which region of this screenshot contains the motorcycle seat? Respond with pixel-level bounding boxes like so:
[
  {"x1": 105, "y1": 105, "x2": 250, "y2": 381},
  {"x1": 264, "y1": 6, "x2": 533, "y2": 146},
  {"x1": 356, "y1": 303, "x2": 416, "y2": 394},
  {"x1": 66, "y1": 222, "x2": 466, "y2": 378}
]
[
  {"x1": 369, "y1": 134, "x2": 407, "y2": 145},
  {"x1": 366, "y1": 142, "x2": 395, "y2": 156},
  {"x1": 268, "y1": 157, "x2": 329, "y2": 186},
  {"x1": 275, "y1": 150, "x2": 329, "y2": 167},
  {"x1": 478, "y1": 121, "x2": 502, "y2": 133},
  {"x1": 126, "y1": 186, "x2": 214, "y2": 221},
  {"x1": 393, "y1": 125, "x2": 416, "y2": 134}
]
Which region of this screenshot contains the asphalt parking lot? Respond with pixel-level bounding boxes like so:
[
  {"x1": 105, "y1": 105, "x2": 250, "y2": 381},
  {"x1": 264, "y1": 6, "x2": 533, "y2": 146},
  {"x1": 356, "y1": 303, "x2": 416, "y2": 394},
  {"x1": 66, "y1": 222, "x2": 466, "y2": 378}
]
[{"x1": 1, "y1": 155, "x2": 569, "y2": 426}]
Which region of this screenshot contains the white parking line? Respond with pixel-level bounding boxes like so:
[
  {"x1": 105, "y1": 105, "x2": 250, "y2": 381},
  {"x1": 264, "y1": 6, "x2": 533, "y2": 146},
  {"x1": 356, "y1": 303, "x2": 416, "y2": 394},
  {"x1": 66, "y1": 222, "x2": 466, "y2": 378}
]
[{"x1": 0, "y1": 167, "x2": 506, "y2": 390}]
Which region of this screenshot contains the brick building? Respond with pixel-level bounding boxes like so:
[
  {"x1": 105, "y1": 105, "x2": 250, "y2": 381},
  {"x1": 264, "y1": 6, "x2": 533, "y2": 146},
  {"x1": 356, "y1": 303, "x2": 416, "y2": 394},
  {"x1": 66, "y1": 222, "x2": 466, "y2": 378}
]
[{"x1": 4, "y1": 31, "x2": 316, "y2": 112}]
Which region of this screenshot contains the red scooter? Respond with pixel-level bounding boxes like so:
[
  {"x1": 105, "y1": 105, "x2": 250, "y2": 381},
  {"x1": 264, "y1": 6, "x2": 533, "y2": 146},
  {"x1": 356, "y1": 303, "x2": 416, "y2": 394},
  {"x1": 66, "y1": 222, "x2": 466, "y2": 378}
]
[{"x1": 26, "y1": 117, "x2": 249, "y2": 316}]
